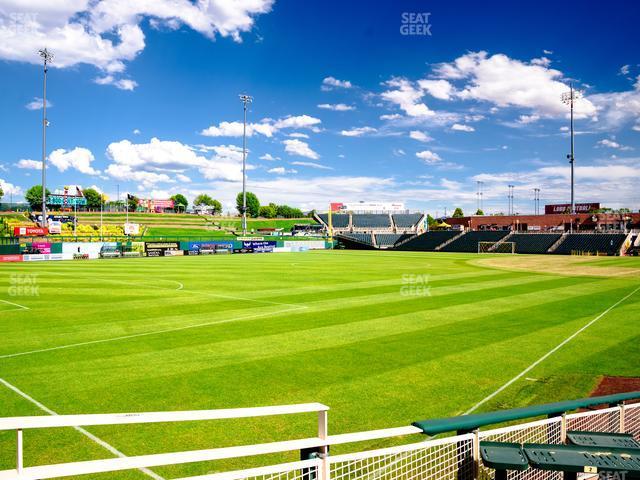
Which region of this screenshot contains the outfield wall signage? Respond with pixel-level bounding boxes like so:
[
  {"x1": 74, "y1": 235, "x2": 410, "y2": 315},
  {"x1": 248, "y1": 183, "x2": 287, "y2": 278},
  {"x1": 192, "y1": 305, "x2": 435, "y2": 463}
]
[
  {"x1": 237, "y1": 236, "x2": 264, "y2": 241},
  {"x1": 31, "y1": 242, "x2": 52, "y2": 254},
  {"x1": 0, "y1": 254, "x2": 22, "y2": 262},
  {"x1": 145, "y1": 241, "x2": 180, "y2": 257},
  {"x1": 14, "y1": 227, "x2": 48, "y2": 236},
  {"x1": 47, "y1": 195, "x2": 87, "y2": 206},
  {"x1": 544, "y1": 203, "x2": 600, "y2": 214},
  {"x1": 242, "y1": 240, "x2": 276, "y2": 253},
  {"x1": 124, "y1": 223, "x2": 140, "y2": 235}
]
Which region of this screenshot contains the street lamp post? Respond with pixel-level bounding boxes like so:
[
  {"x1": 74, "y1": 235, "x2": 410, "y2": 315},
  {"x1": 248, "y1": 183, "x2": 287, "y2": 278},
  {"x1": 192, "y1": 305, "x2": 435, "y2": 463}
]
[
  {"x1": 38, "y1": 48, "x2": 53, "y2": 228},
  {"x1": 562, "y1": 84, "x2": 582, "y2": 215},
  {"x1": 239, "y1": 94, "x2": 253, "y2": 235}
]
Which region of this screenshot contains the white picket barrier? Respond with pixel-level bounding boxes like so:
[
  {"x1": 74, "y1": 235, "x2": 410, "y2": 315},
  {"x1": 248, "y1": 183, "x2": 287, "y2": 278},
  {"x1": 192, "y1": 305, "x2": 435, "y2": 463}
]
[{"x1": 1, "y1": 401, "x2": 640, "y2": 480}]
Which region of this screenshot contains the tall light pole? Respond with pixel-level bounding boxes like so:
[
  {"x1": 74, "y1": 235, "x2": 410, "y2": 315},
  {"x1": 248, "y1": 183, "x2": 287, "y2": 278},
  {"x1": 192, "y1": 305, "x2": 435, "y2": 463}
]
[
  {"x1": 562, "y1": 84, "x2": 581, "y2": 215},
  {"x1": 239, "y1": 94, "x2": 253, "y2": 234},
  {"x1": 508, "y1": 185, "x2": 514, "y2": 215},
  {"x1": 533, "y1": 188, "x2": 540, "y2": 215},
  {"x1": 38, "y1": 48, "x2": 53, "y2": 228}
]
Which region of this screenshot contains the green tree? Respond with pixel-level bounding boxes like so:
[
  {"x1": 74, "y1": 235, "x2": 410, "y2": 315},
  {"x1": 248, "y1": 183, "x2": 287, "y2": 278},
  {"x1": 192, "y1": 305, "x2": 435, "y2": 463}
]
[
  {"x1": 83, "y1": 188, "x2": 103, "y2": 209},
  {"x1": 211, "y1": 199, "x2": 222, "y2": 215},
  {"x1": 236, "y1": 191, "x2": 260, "y2": 217},
  {"x1": 259, "y1": 204, "x2": 277, "y2": 218},
  {"x1": 291, "y1": 208, "x2": 304, "y2": 217},
  {"x1": 0, "y1": 186, "x2": 4, "y2": 202},
  {"x1": 426, "y1": 214, "x2": 437, "y2": 228},
  {"x1": 25, "y1": 185, "x2": 50, "y2": 210},
  {"x1": 452, "y1": 207, "x2": 464, "y2": 218},
  {"x1": 277, "y1": 204, "x2": 293, "y2": 218},
  {"x1": 127, "y1": 194, "x2": 139, "y2": 212},
  {"x1": 171, "y1": 194, "x2": 188, "y2": 212},
  {"x1": 475, "y1": 209, "x2": 484, "y2": 216},
  {"x1": 194, "y1": 194, "x2": 214, "y2": 206}
]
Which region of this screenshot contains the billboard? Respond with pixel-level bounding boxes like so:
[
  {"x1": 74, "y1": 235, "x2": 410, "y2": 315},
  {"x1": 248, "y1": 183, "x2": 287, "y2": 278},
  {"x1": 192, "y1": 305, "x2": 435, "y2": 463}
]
[
  {"x1": 242, "y1": 240, "x2": 276, "y2": 253},
  {"x1": 124, "y1": 223, "x2": 140, "y2": 235},
  {"x1": 138, "y1": 198, "x2": 174, "y2": 211},
  {"x1": 31, "y1": 242, "x2": 52, "y2": 254},
  {"x1": 544, "y1": 203, "x2": 600, "y2": 214},
  {"x1": 14, "y1": 227, "x2": 48, "y2": 236},
  {"x1": 47, "y1": 195, "x2": 87, "y2": 206},
  {"x1": 48, "y1": 221, "x2": 62, "y2": 234},
  {"x1": 145, "y1": 241, "x2": 180, "y2": 257}
]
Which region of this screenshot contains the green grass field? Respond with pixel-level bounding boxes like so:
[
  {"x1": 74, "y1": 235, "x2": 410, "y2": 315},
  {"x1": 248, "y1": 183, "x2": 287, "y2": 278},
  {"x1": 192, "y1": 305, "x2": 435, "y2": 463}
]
[{"x1": 1, "y1": 251, "x2": 640, "y2": 479}]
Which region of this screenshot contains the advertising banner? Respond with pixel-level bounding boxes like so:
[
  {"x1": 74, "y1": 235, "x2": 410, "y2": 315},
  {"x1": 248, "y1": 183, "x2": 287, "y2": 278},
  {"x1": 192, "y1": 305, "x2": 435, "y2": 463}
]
[
  {"x1": 145, "y1": 241, "x2": 180, "y2": 257},
  {"x1": 31, "y1": 242, "x2": 52, "y2": 254},
  {"x1": 14, "y1": 227, "x2": 48, "y2": 236},
  {"x1": 124, "y1": 223, "x2": 140, "y2": 235},
  {"x1": 242, "y1": 240, "x2": 276, "y2": 253},
  {"x1": 544, "y1": 203, "x2": 600, "y2": 214},
  {"x1": 187, "y1": 241, "x2": 234, "y2": 254},
  {"x1": 63, "y1": 242, "x2": 105, "y2": 259},
  {"x1": 48, "y1": 221, "x2": 62, "y2": 234},
  {"x1": 0, "y1": 255, "x2": 22, "y2": 262},
  {"x1": 283, "y1": 240, "x2": 327, "y2": 250},
  {"x1": 47, "y1": 195, "x2": 87, "y2": 206}
]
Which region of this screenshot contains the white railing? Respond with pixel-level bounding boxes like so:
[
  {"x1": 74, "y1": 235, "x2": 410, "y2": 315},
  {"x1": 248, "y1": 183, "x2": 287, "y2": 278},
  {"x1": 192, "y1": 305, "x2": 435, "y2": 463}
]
[{"x1": 1, "y1": 402, "x2": 639, "y2": 480}]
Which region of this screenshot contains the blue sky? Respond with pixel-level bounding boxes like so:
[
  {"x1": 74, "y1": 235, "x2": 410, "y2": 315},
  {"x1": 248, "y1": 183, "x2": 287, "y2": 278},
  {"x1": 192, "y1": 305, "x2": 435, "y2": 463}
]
[{"x1": 1, "y1": 0, "x2": 639, "y2": 214}]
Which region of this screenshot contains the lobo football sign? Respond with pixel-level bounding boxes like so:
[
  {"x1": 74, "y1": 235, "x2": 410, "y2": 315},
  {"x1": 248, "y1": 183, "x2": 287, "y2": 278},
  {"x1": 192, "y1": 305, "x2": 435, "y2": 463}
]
[{"x1": 544, "y1": 203, "x2": 600, "y2": 214}]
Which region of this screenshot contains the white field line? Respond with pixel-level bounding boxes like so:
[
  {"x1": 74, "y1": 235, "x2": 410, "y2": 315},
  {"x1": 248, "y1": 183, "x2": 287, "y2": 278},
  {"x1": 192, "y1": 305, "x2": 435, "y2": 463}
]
[
  {"x1": 464, "y1": 283, "x2": 640, "y2": 415},
  {"x1": 0, "y1": 299, "x2": 30, "y2": 311},
  {"x1": 0, "y1": 305, "x2": 306, "y2": 360},
  {"x1": 44, "y1": 273, "x2": 303, "y2": 309},
  {"x1": 0, "y1": 377, "x2": 164, "y2": 480}
]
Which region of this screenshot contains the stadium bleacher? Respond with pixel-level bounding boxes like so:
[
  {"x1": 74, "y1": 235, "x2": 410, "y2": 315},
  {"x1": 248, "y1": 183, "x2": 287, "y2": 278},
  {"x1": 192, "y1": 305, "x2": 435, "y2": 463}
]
[
  {"x1": 553, "y1": 233, "x2": 627, "y2": 255},
  {"x1": 318, "y1": 213, "x2": 350, "y2": 229},
  {"x1": 394, "y1": 231, "x2": 459, "y2": 251},
  {"x1": 339, "y1": 233, "x2": 374, "y2": 245},
  {"x1": 392, "y1": 213, "x2": 423, "y2": 229},
  {"x1": 351, "y1": 214, "x2": 391, "y2": 229},
  {"x1": 440, "y1": 231, "x2": 509, "y2": 253},
  {"x1": 374, "y1": 233, "x2": 412, "y2": 248},
  {"x1": 509, "y1": 233, "x2": 562, "y2": 254}
]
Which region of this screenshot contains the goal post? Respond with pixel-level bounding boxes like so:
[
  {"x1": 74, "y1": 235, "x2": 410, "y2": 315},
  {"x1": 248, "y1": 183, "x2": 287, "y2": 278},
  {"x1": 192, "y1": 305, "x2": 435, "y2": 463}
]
[{"x1": 478, "y1": 241, "x2": 515, "y2": 254}]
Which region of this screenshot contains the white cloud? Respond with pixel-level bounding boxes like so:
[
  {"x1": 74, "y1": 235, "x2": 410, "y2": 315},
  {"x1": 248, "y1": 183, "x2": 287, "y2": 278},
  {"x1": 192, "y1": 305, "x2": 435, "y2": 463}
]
[
  {"x1": 321, "y1": 76, "x2": 352, "y2": 90},
  {"x1": 259, "y1": 153, "x2": 277, "y2": 161},
  {"x1": 409, "y1": 131, "x2": 432, "y2": 142},
  {"x1": 340, "y1": 126, "x2": 377, "y2": 137},
  {"x1": 518, "y1": 114, "x2": 540, "y2": 124},
  {"x1": 417, "y1": 79, "x2": 454, "y2": 100},
  {"x1": 25, "y1": 97, "x2": 52, "y2": 110},
  {"x1": 433, "y1": 51, "x2": 597, "y2": 119},
  {"x1": 380, "y1": 113, "x2": 402, "y2": 121},
  {"x1": 0, "y1": 1, "x2": 273, "y2": 84},
  {"x1": 49, "y1": 147, "x2": 99, "y2": 175},
  {"x1": 283, "y1": 139, "x2": 319, "y2": 159},
  {"x1": 133, "y1": 128, "x2": 141, "y2": 135},
  {"x1": 268, "y1": 166, "x2": 296, "y2": 175},
  {"x1": 201, "y1": 115, "x2": 320, "y2": 138},
  {"x1": 451, "y1": 123, "x2": 475, "y2": 132},
  {"x1": 288, "y1": 132, "x2": 310, "y2": 138},
  {"x1": 0, "y1": 178, "x2": 22, "y2": 196},
  {"x1": 290, "y1": 161, "x2": 333, "y2": 170},
  {"x1": 416, "y1": 150, "x2": 442, "y2": 164},
  {"x1": 381, "y1": 77, "x2": 434, "y2": 117},
  {"x1": 94, "y1": 75, "x2": 138, "y2": 90},
  {"x1": 317, "y1": 103, "x2": 355, "y2": 111},
  {"x1": 16, "y1": 159, "x2": 43, "y2": 169},
  {"x1": 597, "y1": 139, "x2": 633, "y2": 151},
  {"x1": 620, "y1": 65, "x2": 631, "y2": 76},
  {"x1": 176, "y1": 173, "x2": 191, "y2": 183}
]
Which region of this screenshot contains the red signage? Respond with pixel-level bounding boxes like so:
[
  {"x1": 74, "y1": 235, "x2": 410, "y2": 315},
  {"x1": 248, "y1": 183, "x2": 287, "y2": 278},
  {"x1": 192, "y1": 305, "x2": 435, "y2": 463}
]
[
  {"x1": 544, "y1": 203, "x2": 600, "y2": 214},
  {"x1": 330, "y1": 202, "x2": 344, "y2": 212},
  {"x1": 13, "y1": 227, "x2": 49, "y2": 236},
  {"x1": 0, "y1": 254, "x2": 23, "y2": 262}
]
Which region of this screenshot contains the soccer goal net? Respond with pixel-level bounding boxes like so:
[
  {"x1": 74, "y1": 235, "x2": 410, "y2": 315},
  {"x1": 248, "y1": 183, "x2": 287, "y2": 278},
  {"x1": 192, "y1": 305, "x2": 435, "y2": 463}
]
[{"x1": 478, "y1": 241, "x2": 515, "y2": 254}]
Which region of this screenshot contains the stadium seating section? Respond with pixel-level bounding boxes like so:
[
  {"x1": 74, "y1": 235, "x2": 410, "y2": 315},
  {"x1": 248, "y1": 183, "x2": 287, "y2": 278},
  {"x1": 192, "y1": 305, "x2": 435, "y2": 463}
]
[
  {"x1": 440, "y1": 231, "x2": 509, "y2": 253},
  {"x1": 339, "y1": 233, "x2": 374, "y2": 245},
  {"x1": 351, "y1": 214, "x2": 391, "y2": 229},
  {"x1": 553, "y1": 233, "x2": 627, "y2": 255},
  {"x1": 394, "y1": 231, "x2": 459, "y2": 251},
  {"x1": 374, "y1": 233, "x2": 412, "y2": 247},
  {"x1": 509, "y1": 233, "x2": 562, "y2": 254},
  {"x1": 392, "y1": 213, "x2": 423, "y2": 229},
  {"x1": 318, "y1": 214, "x2": 350, "y2": 228}
]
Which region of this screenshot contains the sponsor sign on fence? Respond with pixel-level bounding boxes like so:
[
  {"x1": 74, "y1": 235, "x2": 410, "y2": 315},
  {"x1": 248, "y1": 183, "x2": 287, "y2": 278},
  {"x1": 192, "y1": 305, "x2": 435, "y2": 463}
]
[
  {"x1": 243, "y1": 241, "x2": 276, "y2": 253},
  {"x1": 31, "y1": 242, "x2": 52, "y2": 254},
  {"x1": 124, "y1": 223, "x2": 140, "y2": 235},
  {"x1": 0, "y1": 254, "x2": 22, "y2": 262},
  {"x1": 145, "y1": 242, "x2": 180, "y2": 257},
  {"x1": 13, "y1": 227, "x2": 48, "y2": 236}
]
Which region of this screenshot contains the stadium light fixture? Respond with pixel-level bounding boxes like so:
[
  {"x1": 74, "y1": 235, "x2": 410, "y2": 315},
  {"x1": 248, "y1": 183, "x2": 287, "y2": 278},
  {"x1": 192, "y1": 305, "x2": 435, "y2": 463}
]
[
  {"x1": 38, "y1": 48, "x2": 53, "y2": 228},
  {"x1": 239, "y1": 94, "x2": 253, "y2": 235},
  {"x1": 561, "y1": 83, "x2": 582, "y2": 215}
]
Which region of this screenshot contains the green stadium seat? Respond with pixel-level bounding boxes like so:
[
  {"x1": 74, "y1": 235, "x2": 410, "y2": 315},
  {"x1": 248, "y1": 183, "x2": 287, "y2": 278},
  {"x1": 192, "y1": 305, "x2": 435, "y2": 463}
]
[
  {"x1": 566, "y1": 431, "x2": 640, "y2": 448},
  {"x1": 523, "y1": 443, "x2": 640, "y2": 479},
  {"x1": 479, "y1": 441, "x2": 528, "y2": 480}
]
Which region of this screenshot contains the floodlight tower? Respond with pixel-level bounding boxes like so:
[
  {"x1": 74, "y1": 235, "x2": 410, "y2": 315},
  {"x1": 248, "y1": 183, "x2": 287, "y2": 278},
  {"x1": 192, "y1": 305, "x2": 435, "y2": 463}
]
[
  {"x1": 508, "y1": 185, "x2": 514, "y2": 215},
  {"x1": 38, "y1": 48, "x2": 53, "y2": 228},
  {"x1": 533, "y1": 188, "x2": 541, "y2": 215},
  {"x1": 239, "y1": 94, "x2": 253, "y2": 234},
  {"x1": 561, "y1": 84, "x2": 582, "y2": 215}
]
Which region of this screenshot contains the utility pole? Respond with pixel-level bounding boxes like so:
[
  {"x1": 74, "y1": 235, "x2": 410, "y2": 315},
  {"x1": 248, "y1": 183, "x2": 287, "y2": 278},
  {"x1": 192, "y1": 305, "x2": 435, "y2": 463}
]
[
  {"x1": 239, "y1": 94, "x2": 253, "y2": 235},
  {"x1": 508, "y1": 185, "x2": 514, "y2": 215},
  {"x1": 38, "y1": 48, "x2": 53, "y2": 228},
  {"x1": 562, "y1": 83, "x2": 581, "y2": 214}
]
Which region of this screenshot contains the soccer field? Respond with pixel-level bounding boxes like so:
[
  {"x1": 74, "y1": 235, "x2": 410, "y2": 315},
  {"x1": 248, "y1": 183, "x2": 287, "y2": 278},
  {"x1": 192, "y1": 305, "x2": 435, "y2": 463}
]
[{"x1": 1, "y1": 251, "x2": 640, "y2": 479}]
